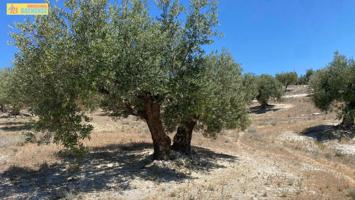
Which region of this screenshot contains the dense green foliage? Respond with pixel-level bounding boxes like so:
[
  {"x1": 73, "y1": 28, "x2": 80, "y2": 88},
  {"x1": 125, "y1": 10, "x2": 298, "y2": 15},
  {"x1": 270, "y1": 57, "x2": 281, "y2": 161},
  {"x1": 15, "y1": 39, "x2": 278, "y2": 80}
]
[
  {"x1": 242, "y1": 73, "x2": 258, "y2": 103},
  {"x1": 166, "y1": 52, "x2": 250, "y2": 154},
  {"x1": 11, "y1": 1, "x2": 108, "y2": 151},
  {"x1": 11, "y1": 0, "x2": 250, "y2": 159},
  {"x1": 256, "y1": 75, "x2": 284, "y2": 107},
  {"x1": 165, "y1": 52, "x2": 249, "y2": 135},
  {"x1": 275, "y1": 72, "x2": 298, "y2": 89},
  {"x1": 0, "y1": 68, "x2": 21, "y2": 114},
  {"x1": 310, "y1": 52, "x2": 355, "y2": 128},
  {"x1": 0, "y1": 68, "x2": 11, "y2": 112}
]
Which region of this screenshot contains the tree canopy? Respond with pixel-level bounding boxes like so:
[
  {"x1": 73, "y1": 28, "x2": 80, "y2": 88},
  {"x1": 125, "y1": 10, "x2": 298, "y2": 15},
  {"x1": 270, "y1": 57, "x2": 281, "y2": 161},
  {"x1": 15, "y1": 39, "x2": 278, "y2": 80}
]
[{"x1": 11, "y1": 0, "x2": 250, "y2": 159}]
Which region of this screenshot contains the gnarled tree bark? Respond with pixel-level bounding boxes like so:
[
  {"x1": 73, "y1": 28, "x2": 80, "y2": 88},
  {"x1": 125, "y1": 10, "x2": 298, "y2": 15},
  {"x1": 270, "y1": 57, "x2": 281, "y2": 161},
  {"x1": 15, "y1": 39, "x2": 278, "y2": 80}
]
[
  {"x1": 143, "y1": 95, "x2": 171, "y2": 160},
  {"x1": 171, "y1": 119, "x2": 196, "y2": 155},
  {"x1": 340, "y1": 101, "x2": 355, "y2": 128}
]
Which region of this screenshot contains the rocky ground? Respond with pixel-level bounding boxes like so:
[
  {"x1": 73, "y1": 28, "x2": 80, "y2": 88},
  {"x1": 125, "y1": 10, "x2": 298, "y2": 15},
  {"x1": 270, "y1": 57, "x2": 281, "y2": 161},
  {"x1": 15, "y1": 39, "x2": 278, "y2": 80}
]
[{"x1": 0, "y1": 85, "x2": 354, "y2": 200}]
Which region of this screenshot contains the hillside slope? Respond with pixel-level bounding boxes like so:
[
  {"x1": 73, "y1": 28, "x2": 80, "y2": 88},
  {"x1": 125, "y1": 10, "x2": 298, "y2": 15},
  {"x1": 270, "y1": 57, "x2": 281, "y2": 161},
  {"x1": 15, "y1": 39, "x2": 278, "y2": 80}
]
[{"x1": 0, "y1": 85, "x2": 354, "y2": 200}]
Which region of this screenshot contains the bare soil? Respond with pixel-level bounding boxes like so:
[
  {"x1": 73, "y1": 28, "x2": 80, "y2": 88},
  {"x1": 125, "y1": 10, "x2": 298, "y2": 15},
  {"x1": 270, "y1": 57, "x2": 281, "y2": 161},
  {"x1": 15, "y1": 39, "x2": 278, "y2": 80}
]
[{"x1": 0, "y1": 85, "x2": 354, "y2": 200}]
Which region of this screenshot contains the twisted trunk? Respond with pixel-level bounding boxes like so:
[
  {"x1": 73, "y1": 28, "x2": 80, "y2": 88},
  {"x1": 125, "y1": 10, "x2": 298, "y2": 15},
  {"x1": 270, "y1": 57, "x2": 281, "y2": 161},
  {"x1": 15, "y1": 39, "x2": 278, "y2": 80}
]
[
  {"x1": 143, "y1": 96, "x2": 171, "y2": 160},
  {"x1": 340, "y1": 101, "x2": 355, "y2": 128},
  {"x1": 172, "y1": 120, "x2": 196, "y2": 155},
  {"x1": 259, "y1": 101, "x2": 269, "y2": 109}
]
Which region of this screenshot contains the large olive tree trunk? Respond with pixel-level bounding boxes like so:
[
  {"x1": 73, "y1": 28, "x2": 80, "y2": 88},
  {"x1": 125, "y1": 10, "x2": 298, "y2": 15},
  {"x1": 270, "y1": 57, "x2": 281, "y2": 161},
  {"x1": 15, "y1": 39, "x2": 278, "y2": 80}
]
[
  {"x1": 340, "y1": 101, "x2": 355, "y2": 128},
  {"x1": 341, "y1": 115, "x2": 354, "y2": 128},
  {"x1": 171, "y1": 120, "x2": 196, "y2": 155},
  {"x1": 143, "y1": 96, "x2": 171, "y2": 160}
]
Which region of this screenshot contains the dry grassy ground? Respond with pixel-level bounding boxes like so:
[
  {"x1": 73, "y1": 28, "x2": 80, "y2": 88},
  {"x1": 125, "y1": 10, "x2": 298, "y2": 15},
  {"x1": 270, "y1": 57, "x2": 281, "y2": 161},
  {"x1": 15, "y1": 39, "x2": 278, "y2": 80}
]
[{"x1": 0, "y1": 85, "x2": 354, "y2": 200}]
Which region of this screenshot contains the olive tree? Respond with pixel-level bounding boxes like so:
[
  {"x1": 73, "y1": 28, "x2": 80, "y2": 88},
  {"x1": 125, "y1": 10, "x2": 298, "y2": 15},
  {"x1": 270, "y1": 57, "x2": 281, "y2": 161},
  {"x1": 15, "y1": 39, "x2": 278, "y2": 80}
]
[
  {"x1": 256, "y1": 75, "x2": 284, "y2": 107},
  {"x1": 12, "y1": 0, "x2": 248, "y2": 160},
  {"x1": 305, "y1": 69, "x2": 314, "y2": 82},
  {"x1": 310, "y1": 52, "x2": 355, "y2": 128},
  {"x1": 276, "y1": 72, "x2": 297, "y2": 90},
  {"x1": 98, "y1": 0, "x2": 221, "y2": 159}
]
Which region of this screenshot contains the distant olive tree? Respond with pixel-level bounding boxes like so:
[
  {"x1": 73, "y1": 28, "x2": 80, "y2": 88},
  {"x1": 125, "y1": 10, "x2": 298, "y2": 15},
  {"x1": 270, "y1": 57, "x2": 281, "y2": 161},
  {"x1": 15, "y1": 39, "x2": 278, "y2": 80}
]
[
  {"x1": 297, "y1": 69, "x2": 314, "y2": 85},
  {"x1": 11, "y1": 0, "x2": 250, "y2": 159},
  {"x1": 305, "y1": 69, "x2": 314, "y2": 83},
  {"x1": 310, "y1": 52, "x2": 355, "y2": 128},
  {"x1": 256, "y1": 75, "x2": 284, "y2": 107},
  {"x1": 276, "y1": 72, "x2": 298, "y2": 90}
]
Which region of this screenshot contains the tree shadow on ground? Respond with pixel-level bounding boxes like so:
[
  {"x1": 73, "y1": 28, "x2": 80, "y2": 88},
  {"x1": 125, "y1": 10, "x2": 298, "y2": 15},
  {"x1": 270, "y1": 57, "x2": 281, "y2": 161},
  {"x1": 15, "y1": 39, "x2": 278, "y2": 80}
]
[
  {"x1": 301, "y1": 124, "x2": 354, "y2": 141},
  {"x1": 249, "y1": 105, "x2": 281, "y2": 114},
  {"x1": 0, "y1": 121, "x2": 27, "y2": 126},
  {"x1": 0, "y1": 142, "x2": 238, "y2": 199},
  {"x1": 0, "y1": 113, "x2": 32, "y2": 119},
  {"x1": 0, "y1": 123, "x2": 33, "y2": 132}
]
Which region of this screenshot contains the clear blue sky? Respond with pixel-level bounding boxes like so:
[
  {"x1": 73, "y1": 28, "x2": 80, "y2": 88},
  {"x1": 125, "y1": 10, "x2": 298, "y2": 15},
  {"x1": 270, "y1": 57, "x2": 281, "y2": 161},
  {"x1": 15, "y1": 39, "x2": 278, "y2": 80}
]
[{"x1": 1, "y1": 0, "x2": 355, "y2": 75}]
